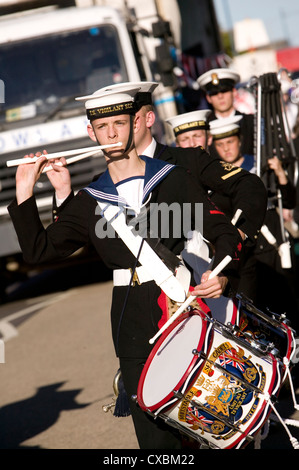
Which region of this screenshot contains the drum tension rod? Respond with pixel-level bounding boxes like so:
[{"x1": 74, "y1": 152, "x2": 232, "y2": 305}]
[
  {"x1": 216, "y1": 321, "x2": 276, "y2": 359},
  {"x1": 192, "y1": 349, "x2": 263, "y2": 395},
  {"x1": 238, "y1": 296, "x2": 288, "y2": 328},
  {"x1": 159, "y1": 414, "x2": 215, "y2": 448},
  {"x1": 228, "y1": 324, "x2": 276, "y2": 355}
]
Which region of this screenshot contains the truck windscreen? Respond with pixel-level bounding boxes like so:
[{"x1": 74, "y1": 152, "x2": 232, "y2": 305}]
[{"x1": 0, "y1": 24, "x2": 128, "y2": 123}]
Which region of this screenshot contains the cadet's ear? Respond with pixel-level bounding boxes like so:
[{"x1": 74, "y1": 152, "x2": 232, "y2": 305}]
[
  {"x1": 134, "y1": 114, "x2": 140, "y2": 133},
  {"x1": 87, "y1": 124, "x2": 97, "y2": 142},
  {"x1": 145, "y1": 110, "x2": 156, "y2": 128}
]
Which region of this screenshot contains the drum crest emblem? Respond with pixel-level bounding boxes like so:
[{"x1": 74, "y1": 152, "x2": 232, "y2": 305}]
[{"x1": 177, "y1": 339, "x2": 264, "y2": 439}]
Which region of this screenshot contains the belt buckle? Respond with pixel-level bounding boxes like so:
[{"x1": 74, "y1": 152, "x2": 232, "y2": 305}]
[{"x1": 130, "y1": 268, "x2": 140, "y2": 286}]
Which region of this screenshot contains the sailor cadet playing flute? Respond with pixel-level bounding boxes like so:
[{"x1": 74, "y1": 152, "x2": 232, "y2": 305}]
[{"x1": 8, "y1": 86, "x2": 243, "y2": 449}]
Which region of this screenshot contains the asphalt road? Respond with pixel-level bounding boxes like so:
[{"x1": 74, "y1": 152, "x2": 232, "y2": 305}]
[
  {"x1": 1, "y1": 265, "x2": 299, "y2": 457},
  {"x1": 0, "y1": 280, "x2": 139, "y2": 451}
]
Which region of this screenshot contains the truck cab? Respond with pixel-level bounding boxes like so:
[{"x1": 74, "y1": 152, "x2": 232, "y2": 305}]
[{"x1": 0, "y1": 5, "x2": 144, "y2": 262}]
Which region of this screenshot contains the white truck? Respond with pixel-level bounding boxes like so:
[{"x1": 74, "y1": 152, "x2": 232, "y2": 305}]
[
  {"x1": 0, "y1": 0, "x2": 223, "y2": 281},
  {"x1": 0, "y1": 1, "x2": 180, "y2": 269}
]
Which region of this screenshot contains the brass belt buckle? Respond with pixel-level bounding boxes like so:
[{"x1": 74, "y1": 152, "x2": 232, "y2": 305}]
[{"x1": 130, "y1": 268, "x2": 140, "y2": 286}]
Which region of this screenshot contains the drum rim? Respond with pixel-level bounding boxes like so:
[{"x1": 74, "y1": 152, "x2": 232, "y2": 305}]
[{"x1": 137, "y1": 309, "x2": 208, "y2": 412}]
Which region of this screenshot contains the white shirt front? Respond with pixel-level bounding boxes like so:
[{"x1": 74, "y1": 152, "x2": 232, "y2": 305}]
[
  {"x1": 141, "y1": 138, "x2": 157, "y2": 158},
  {"x1": 115, "y1": 176, "x2": 145, "y2": 215}
]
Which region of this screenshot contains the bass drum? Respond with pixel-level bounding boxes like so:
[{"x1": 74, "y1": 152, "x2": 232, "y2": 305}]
[{"x1": 137, "y1": 308, "x2": 282, "y2": 449}]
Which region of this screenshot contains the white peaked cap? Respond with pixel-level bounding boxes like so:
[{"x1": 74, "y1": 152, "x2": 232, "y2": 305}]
[
  {"x1": 209, "y1": 115, "x2": 243, "y2": 139},
  {"x1": 165, "y1": 110, "x2": 211, "y2": 136},
  {"x1": 197, "y1": 68, "x2": 240, "y2": 92}
]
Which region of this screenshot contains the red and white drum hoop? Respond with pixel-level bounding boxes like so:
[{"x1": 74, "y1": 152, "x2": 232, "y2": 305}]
[
  {"x1": 138, "y1": 310, "x2": 211, "y2": 413},
  {"x1": 137, "y1": 309, "x2": 282, "y2": 449}
]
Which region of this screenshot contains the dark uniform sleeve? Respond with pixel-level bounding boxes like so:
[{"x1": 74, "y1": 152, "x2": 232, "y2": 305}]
[
  {"x1": 158, "y1": 145, "x2": 267, "y2": 246},
  {"x1": 8, "y1": 192, "x2": 90, "y2": 264},
  {"x1": 277, "y1": 180, "x2": 297, "y2": 209},
  {"x1": 239, "y1": 113, "x2": 254, "y2": 156}
]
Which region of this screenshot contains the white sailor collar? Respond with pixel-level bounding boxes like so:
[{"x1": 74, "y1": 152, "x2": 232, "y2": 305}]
[{"x1": 83, "y1": 155, "x2": 175, "y2": 205}]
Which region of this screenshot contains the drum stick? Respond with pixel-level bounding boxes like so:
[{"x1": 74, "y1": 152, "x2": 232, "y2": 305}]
[
  {"x1": 149, "y1": 254, "x2": 232, "y2": 344},
  {"x1": 231, "y1": 208, "x2": 242, "y2": 226},
  {"x1": 6, "y1": 142, "x2": 122, "y2": 167}
]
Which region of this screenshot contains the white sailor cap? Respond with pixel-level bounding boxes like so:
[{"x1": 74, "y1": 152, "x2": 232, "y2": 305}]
[
  {"x1": 103, "y1": 81, "x2": 159, "y2": 94},
  {"x1": 75, "y1": 87, "x2": 140, "y2": 121},
  {"x1": 197, "y1": 68, "x2": 240, "y2": 95},
  {"x1": 209, "y1": 115, "x2": 243, "y2": 140},
  {"x1": 165, "y1": 110, "x2": 211, "y2": 136}
]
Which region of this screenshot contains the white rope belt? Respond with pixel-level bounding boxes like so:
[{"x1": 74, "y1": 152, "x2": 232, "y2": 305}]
[{"x1": 113, "y1": 267, "x2": 154, "y2": 286}]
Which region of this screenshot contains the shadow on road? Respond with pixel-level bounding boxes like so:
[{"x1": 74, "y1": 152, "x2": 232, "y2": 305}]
[{"x1": 0, "y1": 382, "x2": 91, "y2": 449}]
